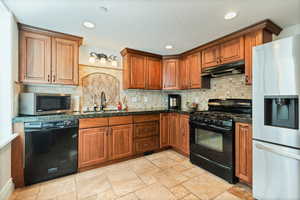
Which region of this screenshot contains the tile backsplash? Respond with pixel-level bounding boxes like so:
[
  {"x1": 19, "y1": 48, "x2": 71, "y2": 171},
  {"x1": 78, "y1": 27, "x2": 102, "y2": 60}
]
[{"x1": 17, "y1": 65, "x2": 251, "y2": 112}]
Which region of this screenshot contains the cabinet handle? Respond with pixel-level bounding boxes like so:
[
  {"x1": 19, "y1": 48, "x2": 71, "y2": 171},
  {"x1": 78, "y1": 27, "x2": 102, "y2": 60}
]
[
  {"x1": 53, "y1": 75, "x2": 56, "y2": 82},
  {"x1": 48, "y1": 75, "x2": 50, "y2": 82}
]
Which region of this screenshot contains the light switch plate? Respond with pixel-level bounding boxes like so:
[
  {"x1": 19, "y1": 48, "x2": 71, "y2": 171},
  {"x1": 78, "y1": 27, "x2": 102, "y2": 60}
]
[{"x1": 132, "y1": 96, "x2": 137, "y2": 103}]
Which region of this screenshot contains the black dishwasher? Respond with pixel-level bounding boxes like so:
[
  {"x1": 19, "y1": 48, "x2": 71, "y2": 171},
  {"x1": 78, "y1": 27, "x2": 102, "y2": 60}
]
[{"x1": 24, "y1": 120, "x2": 78, "y2": 185}]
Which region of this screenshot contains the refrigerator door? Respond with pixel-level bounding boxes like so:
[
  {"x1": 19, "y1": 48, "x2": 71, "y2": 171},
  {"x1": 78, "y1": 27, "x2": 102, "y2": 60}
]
[
  {"x1": 253, "y1": 35, "x2": 300, "y2": 148},
  {"x1": 253, "y1": 140, "x2": 300, "y2": 199}
]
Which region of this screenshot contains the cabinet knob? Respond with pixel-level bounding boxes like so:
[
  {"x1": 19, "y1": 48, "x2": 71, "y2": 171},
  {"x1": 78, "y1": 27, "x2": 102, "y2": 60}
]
[{"x1": 48, "y1": 75, "x2": 50, "y2": 82}]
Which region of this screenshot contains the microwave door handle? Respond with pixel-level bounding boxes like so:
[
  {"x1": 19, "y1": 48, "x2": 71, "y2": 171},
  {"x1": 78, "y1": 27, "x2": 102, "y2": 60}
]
[{"x1": 255, "y1": 143, "x2": 300, "y2": 161}]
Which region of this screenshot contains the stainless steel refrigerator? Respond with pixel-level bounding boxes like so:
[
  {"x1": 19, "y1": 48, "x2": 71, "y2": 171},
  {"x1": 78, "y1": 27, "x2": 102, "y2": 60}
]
[{"x1": 253, "y1": 34, "x2": 300, "y2": 199}]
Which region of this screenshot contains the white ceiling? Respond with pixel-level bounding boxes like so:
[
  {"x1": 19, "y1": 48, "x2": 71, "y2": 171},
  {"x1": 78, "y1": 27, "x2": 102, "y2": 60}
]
[{"x1": 4, "y1": 0, "x2": 300, "y2": 55}]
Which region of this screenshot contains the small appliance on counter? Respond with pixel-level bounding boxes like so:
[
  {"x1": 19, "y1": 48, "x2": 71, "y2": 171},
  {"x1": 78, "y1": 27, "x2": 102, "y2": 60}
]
[
  {"x1": 168, "y1": 94, "x2": 181, "y2": 110},
  {"x1": 19, "y1": 93, "x2": 71, "y2": 115}
]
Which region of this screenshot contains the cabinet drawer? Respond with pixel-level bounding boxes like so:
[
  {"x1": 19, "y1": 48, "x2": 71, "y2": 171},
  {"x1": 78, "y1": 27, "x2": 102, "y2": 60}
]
[
  {"x1": 134, "y1": 136, "x2": 159, "y2": 154},
  {"x1": 133, "y1": 114, "x2": 160, "y2": 123},
  {"x1": 109, "y1": 116, "x2": 133, "y2": 126},
  {"x1": 79, "y1": 118, "x2": 108, "y2": 129},
  {"x1": 134, "y1": 121, "x2": 159, "y2": 138}
]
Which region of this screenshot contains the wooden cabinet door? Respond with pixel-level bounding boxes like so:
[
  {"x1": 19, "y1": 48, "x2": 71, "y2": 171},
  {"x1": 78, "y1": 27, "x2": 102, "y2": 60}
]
[
  {"x1": 20, "y1": 31, "x2": 51, "y2": 84},
  {"x1": 160, "y1": 113, "x2": 169, "y2": 148},
  {"x1": 134, "y1": 121, "x2": 159, "y2": 138},
  {"x1": 220, "y1": 37, "x2": 244, "y2": 64},
  {"x1": 235, "y1": 123, "x2": 252, "y2": 185},
  {"x1": 128, "y1": 54, "x2": 147, "y2": 89},
  {"x1": 180, "y1": 57, "x2": 189, "y2": 89},
  {"x1": 110, "y1": 124, "x2": 133, "y2": 160},
  {"x1": 245, "y1": 30, "x2": 272, "y2": 85},
  {"x1": 147, "y1": 57, "x2": 162, "y2": 89},
  {"x1": 169, "y1": 113, "x2": 180, "y2": 148},
  {"x1": 201, "y1": 45, "x2": 220, "y2": 68},
  {"x1": 78, "y1": 127, "x2": 108, "y2": 168},
  {"x1": 52, "y1": 37, "x2": 79, "y2": 85},
  {"x1": 163, "y1": 59, "x2": 180, "y2": 90},
  {"x1": 188, "y1": 53, "x2": 202, "y2": 89},
  {"x1": 179, "y1": 115, "x2": 190, "y2": 155}
]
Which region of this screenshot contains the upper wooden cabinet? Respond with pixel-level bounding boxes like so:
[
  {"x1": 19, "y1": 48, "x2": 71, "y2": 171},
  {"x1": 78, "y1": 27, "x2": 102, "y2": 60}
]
[
  {"x1": 179, "y1": 57, "x2": 189, "y2": 90},
  {"x1": 235, "y1": 122, "x2": 252, "y2": 185},
  {"x1": 121, "y1": 48, "x2": 162, "y2": 90},
  {"x1": 163, "y1": 58, "x2": 180, "y2": 90},
  {"x1": 51, "y1": 37, "x2": 79, "y2": 85},
  {"x1": 147, "y1": 57, "x2": 162, "y2": 89},
  {"x1": 244, "y1": 30, "x2": 272, "y2": 85},
  {"x1": 19, "y1": 24, "x2": 82, "y2": 85},
  {"x1": 220, "y1": 37, "x2": 244, "y2": 64},
  {"x1": 20, "y1": 31, "x2": 52, "y2": 84},
  {"x1": 202, "y1": 37, "x2": 244, "y2": 69},
  {"x1": 201, "y1": 45, "x2": 220, "y2": 68}
]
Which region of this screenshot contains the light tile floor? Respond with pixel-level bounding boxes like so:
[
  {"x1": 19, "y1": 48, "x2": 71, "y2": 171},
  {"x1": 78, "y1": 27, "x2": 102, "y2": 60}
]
[{"x1": 9, "y1": 150, "x2": 253, "y2": 200}]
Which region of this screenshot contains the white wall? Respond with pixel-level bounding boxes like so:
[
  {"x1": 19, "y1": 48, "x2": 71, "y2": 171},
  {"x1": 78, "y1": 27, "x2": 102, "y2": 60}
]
[
  {"x1": 275, "y1": 24, "x2": 300, "y2": 39},
  {"x1": 0, "y1": 1, "x2": 18, "y2": 200}
]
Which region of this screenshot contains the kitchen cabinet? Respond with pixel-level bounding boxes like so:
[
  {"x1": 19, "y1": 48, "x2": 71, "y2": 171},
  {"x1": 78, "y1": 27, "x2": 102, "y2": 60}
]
[
  {"x1": 201, "y1": 45, "x2": 220, "y2": 69},
  {"x1": 188, "y1": 52, "x2": 202, "y2": 89},
  {"x1": 169, "y1": 113, "x2": 180, "y2": 149},
  {"x1": 202, "y1": 37, "x2": 244, "y2": 69},
  {"x1": 147, "y1": 57, "x2": 162, "y2": 89},
  {"x1": 19, "y1": 31, "x2": 52, "y2": 84},
  {"x1": 110, "y1": 124, "x2": 133, "y2": 160},
  {"x1": 121, "y1": 48, "x2": 162, "y2": 90},
  {"x1": 51, "y1": 37, "x2": 79, "y2": 85},
  {"x1": 19, "y1": 24, "x2": 82, "y2": 85},
  {"x1": 179, "y1": 114, "x2": 190, "y2": 155},
  {"x1": 160, "y1": 113, "x2": 170, "y2": 148},
  {"x1": 133, "y1": 116, "x2": 160, "y2": 154},
  {"x1": 78, "y1": 117, "x2": 133, "y2": 169},
  {"x1": 245, "y1": 30, "x2": 272, "y2": 85},
  {"x1": 179, "y1": 57, "x2": 190, "y2": 89},
  {"x1": 163, "y1": 58, "x2": 180, "y2": 90},
  {"x1": 219, "y1": 37, "x2": 244, "y2": 64},
  {"x1": 79, "y1": 127, "x2": 108, "y2": 168},
  {"x1": 235, "y1": 122, "x2": 252, "y2": 185}
]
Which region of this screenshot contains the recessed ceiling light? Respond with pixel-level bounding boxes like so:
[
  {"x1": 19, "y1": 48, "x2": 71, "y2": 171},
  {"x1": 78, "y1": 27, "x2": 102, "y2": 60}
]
[
  {"x1": 82, "y1": 21, "x2": 96, "y2": 29},
  {"x1": 224, "y1": 12, "x2": 238, "y2": 20},
  {"x1": 165, "y1": 45, "x2": 173, "y2": 49}
]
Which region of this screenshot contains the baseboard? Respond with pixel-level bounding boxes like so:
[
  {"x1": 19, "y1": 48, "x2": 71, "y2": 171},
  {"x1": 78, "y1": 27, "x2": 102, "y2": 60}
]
[{"x1": 0, "y1": 178, "x2": 14, "y2": 200}]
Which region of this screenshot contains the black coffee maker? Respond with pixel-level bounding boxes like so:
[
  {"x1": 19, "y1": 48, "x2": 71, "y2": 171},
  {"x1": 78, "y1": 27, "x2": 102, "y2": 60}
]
[{"x1": 168, "y1": 94, "x2": 181, "y2": 110}]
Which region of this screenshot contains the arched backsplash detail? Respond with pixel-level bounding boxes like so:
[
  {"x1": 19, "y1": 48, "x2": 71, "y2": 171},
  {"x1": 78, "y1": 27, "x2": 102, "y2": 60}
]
[{"x1": 81, "y1": 72, "x2": 120, "y2": 107}]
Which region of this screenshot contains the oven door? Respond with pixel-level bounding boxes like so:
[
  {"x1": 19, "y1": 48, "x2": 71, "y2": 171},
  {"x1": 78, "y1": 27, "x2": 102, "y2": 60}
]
[{"x1": 190, "y1": 121, "x2": 233, "y2": 167}]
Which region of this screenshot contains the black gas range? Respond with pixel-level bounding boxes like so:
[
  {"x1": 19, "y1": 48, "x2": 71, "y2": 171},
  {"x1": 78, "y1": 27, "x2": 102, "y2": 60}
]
[{"x1": 189, "y1": 99, "x2": 251, "y2": 183}]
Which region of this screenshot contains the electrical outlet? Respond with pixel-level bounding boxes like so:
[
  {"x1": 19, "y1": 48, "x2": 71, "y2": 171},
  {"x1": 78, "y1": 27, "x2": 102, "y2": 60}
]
[
  {"x1": 194, "y1": 97, "x2": 199, "y2": 102},
  {"x1": 144, "y1": 97, "x2": 148, "y2": 102}
]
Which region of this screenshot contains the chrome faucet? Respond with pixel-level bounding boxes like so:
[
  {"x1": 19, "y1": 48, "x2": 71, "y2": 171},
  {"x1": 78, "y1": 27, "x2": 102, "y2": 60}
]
[{"x1": 100, "y1": 92, "x2": 106, "y2": 111}]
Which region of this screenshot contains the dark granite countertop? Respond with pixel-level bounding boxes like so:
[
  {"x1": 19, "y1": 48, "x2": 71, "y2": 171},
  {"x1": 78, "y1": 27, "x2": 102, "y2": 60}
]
[
  {"x1": 13, "y1": 108, "x2": 194, "y2": 123},
  {"x1": 232, "y1": 116, "x2": 252, "y2": 124}
]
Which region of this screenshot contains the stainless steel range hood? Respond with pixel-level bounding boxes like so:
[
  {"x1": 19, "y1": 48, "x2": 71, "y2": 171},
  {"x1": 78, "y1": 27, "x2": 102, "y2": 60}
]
[{"x1": 201, "y1": 60, "x2": 245, "y2": 78}]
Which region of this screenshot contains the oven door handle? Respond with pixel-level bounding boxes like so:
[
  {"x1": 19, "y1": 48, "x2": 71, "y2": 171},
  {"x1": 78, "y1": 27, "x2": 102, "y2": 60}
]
[
  {"x1": 255, "y1": 143, "x2": 300, "y2": 161},
  {"x1": 209, "y1": 124, "x2": 232, "y2": 132}
]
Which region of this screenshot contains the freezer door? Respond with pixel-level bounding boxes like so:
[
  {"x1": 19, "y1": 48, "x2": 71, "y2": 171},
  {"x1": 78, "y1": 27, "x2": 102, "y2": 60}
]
[
  {"x1": 253, "y1": 140, "x2": 300, "y2": 200},
  {"x1": 253, "y1": 35, "x2": 300, "y2": 148}
]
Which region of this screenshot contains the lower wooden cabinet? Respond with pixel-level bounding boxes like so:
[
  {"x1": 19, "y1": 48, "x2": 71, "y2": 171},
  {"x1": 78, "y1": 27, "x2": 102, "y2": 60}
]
[
  {"x1": 78, "y1": 127, "x2": 108, "y2": 168},
  {"x1": 134, "y1": 136, "x2": 159, "y2": 154},
  {"x1": 133, "y1": 120, "x2": 160, "y2": 154},
  {"x1": 235, "y1": 122, "x2": 253, "y2": 185},
  {"x1": 179, "y1": 115, "x2": 190, "y2": 155},
  {"x1": 160, "y1": 113, "x2": 170, "y2": 148},
  {"x1": 168, "y1": 113, "x2": 190, "y2": 155},
  {"x1": 110, "y1": 124, "x2": 133, "y2": 160},
  {"x1": 78, "y1": 118, "x2": 133, "y2": 169}
]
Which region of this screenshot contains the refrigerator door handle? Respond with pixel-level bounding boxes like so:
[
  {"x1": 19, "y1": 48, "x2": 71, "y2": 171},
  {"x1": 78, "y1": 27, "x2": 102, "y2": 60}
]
[{"x1": 256, "y1": 143, "x2": 300, "y2": 161}]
